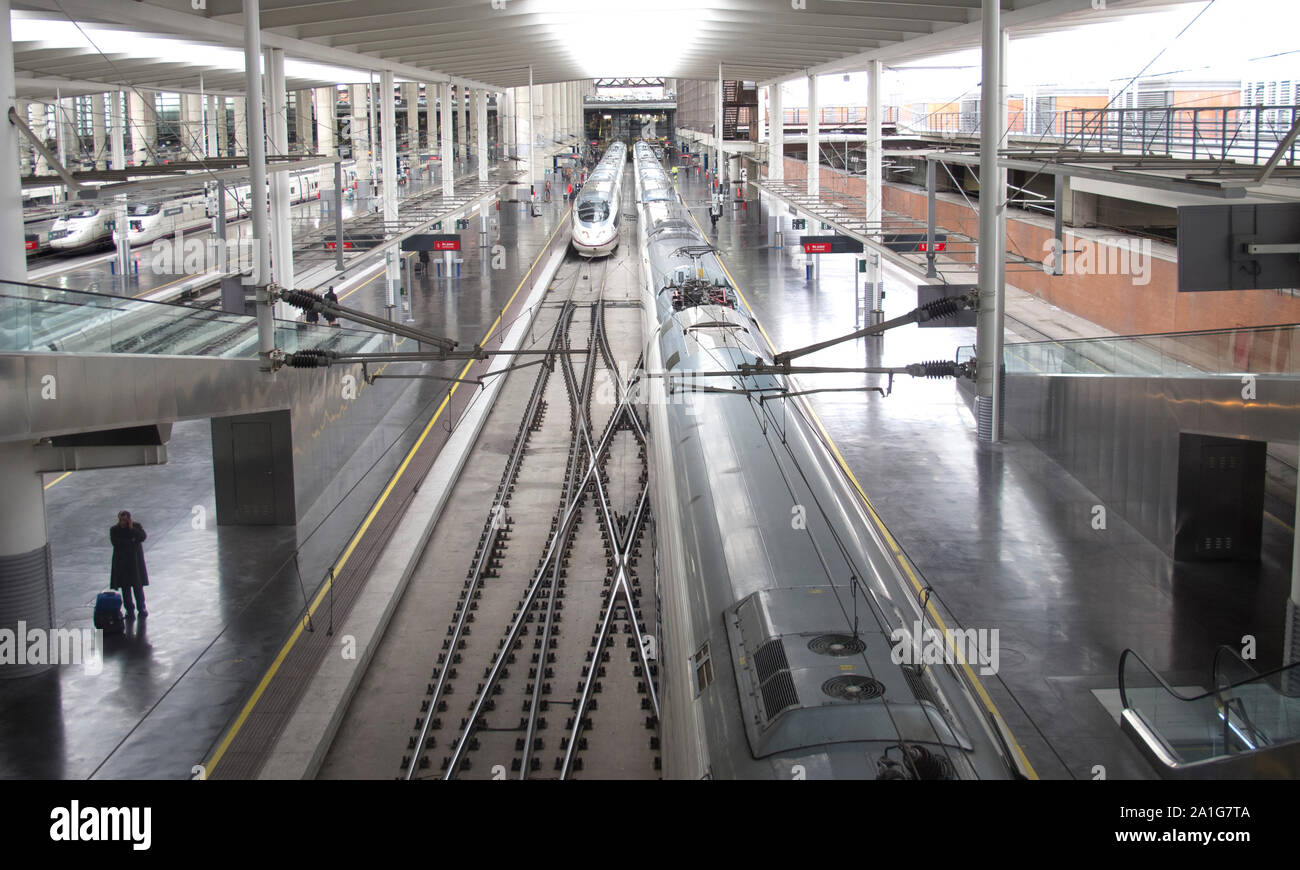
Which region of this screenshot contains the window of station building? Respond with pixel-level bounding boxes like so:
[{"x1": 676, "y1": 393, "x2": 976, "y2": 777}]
[{"x1": 692, "y1": 642, "x2": 713, "y2": 696}]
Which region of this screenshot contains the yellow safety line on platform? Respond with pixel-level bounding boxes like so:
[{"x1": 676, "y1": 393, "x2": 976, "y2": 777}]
[
  {"x1": 1265, "y1": 511, "x2": 1294, "y2": 533},
  {"x1": 43, "y1": 472, "x2": 70, "y2": 490},
  {"x1": 204, "y1": 206, "x2": 571, "y2": 776},
  {"x1": 694, "y1": 208, "x2": 1039, "y2": 779}
]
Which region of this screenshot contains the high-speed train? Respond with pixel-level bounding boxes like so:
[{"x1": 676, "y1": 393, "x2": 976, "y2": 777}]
[
  {"x1": 571, "y1": 141, "x2": 625, "y2": 257},
  {"x1": 632, "y1": 141, "x2": 1028, "y2": 780},
  {"x1": 47, "y1": 169, "x2": 322, "y2": 252}
]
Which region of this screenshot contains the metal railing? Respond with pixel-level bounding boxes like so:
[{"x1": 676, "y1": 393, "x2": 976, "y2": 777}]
[{"x1": 894, "y1": 104, "x2": 1300, "y2": 165}]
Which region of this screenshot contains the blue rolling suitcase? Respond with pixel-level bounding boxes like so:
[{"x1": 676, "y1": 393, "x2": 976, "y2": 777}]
[{"x1": 94, "y1": 590, "x2": 124, "y2": 635}]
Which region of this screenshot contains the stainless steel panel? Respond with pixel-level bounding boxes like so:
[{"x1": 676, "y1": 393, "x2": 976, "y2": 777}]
[{"x1": 1007, "y1": 370, "x2": 1297, "y2": 556}]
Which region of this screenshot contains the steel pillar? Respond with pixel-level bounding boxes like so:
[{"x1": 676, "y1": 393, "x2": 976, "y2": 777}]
[
  {"x1": 975, "y1": 0, "x2": 1004, "y2": 441},
  {"x1": 807, "y1": 73, "x2": 819, "y2": 198},
  {"x1": 243, "y1": 0, "x2": 274, "y2": 365}
]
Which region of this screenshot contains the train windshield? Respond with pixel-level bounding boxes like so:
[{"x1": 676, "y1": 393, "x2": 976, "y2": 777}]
[
  {"x1": 128, "y1": 204, "x2": 162, "y2": 216},
  {"x1": 577, "y1": 200, "x2": 610, "y2": 222},
  {"x1": 68, "y1": 208, "x2": 99, "y2": 218}
]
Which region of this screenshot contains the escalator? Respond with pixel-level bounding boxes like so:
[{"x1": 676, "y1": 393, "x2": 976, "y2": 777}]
[{"x1": 1118, "y1": 646, "x2": 1300, "y2": 778}]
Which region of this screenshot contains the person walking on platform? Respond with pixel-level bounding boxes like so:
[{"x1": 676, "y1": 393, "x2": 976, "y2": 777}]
[
  {"x1": 671, "y1": 165, "x2": 678, "y2": 183},
  {"x1": 709, "y1": 195, "x2": 721, "y2": 230},
  {"x1": 109, "y1": 511, "x2": 149, "y2": 619},
  {"x1": 323, "y1": 286, "x2": 340, "y2": 327}
]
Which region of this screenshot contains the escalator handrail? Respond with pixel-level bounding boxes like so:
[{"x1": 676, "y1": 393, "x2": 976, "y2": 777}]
[{"x1": 1118, "y1": 648, "x2": 1300, "y2": 712}]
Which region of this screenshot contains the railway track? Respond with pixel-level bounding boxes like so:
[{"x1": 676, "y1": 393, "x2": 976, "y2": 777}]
[{"x1": 400, "y1": 217, "x2": 659, "y2": 780}]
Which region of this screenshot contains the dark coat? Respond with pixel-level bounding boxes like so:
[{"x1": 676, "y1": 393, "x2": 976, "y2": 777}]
[{"x1": 109, "y1": 523, "x2": 149, "y2": 588}]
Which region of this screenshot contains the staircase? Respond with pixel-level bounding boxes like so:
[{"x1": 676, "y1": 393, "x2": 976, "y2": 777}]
[{"x1": 722, "y1": 80, "x2": 758, "y2": 141}]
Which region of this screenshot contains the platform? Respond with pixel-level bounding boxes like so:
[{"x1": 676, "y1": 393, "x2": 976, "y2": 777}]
[
  {"x1": 0, "y1": 191, "x2": 575, "y2": 779},
  {"x1": 681, "y1": 168, "x2": 1298, "y2": 779}
]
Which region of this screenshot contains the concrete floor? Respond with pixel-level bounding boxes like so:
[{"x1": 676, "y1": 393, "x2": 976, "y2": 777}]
[
  {"x1": 0, "y1": 180, "x2": 576, "y2": 779},
  {"x1": 686, "y1": 167, "x2": 1295, "y2": 779}
]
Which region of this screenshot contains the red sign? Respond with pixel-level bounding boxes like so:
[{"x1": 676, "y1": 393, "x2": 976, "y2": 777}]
[
  {"x1": 433, "y1": 239, "x2": 460, "y2": 251},
  {"x1": 918, "y1": 241, "x2": 947, "y2": 253},
  {"x1": 802, "y1": 242, "x2": 833, "y2": 254},
  {"x1": 25, "y1": 239, "x2": 38, "y2": 251},
  {"x1": 324, "y1": 241, "x2": 355, "y2": 251}
]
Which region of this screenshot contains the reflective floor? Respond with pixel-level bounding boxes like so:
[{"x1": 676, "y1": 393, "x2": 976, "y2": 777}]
[
  {"x1": 0, "y1": 185, "x2": 574, "y2": 778},
  {"x1": 682, "y1": 167, "x2": 1296, "y2": 779}
]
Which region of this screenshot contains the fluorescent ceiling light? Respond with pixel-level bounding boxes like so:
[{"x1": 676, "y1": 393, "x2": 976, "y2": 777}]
[{"x1": 549, "y1": 0, "x2": 701, "y2": 78}]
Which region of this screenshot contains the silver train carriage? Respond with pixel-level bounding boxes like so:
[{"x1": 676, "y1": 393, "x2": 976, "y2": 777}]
[
  {"x1": 631, "y1": 141, "x2": 1029, "y2": 780},
  {"x1": 571, "y1": 141, "x2": 626, "y2": 257}
]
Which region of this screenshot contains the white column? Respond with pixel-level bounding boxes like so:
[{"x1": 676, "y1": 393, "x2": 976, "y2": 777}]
[
  {"x1": 404, "y1": 83, "x2": 417, "y2": 154},
  {"x1": 560, "y1": 82, "x2": 569, "y2": 141},
  {"x1": 216, "y1": 96, "x2": 229, "y2": 157},
  {"x1": 366, "y1": 72, "x2": 377, "y2": 183},
  {"x1": 381, "y1": 69, "x2": 399, "y2": 308},
  {"x1": 716, "y1": 64, "x2": 724, "y2": 184},
  {"x1": 768, "y1": 83, "x2": 784, "y2": 181},
  {"x1": 242, "y1": 0, "x2": 274, "y2": 362},
  {"x1": 233, "y1": 95, "x2": 248, "y2": 157},
  {"x1": 440, "y1": 82, "x2": 454, "y2": 196},
  {"x1": 975, "y1": 0, "x2": 1004, "y2": 441},
  {"x1": 476, "y1": 88, "x2": 488, "y2": 181},
  {"x1": 29, "y1": 103, "x2": 48, "y2": 176},
  {"x1": 91, "y1": 93, "x2": 107, "y2": 170},
  {"x1": 315, "y1": 87, "x2": 335, "y2": 155},
  {"x1": 0, "y1": 0, "x2": 27, "y2": 281},
  {"x1": 451, "y1": 82, "x2": 461, "y2": 161},
  {"x1": 866, "y1": 61, "x2": 882, "y2": 230},
  {"x1": 267, "y1": 48, "x2": 294, "y2": 294},
  {"x1": 128, "y1": 90, "x2": 152, "y2": 165},
  {"x1": 463, "y1": 81, "x2": 470, "y2": 160},
  {"x1": 424, "y1": 82, "x2": 435, "y2": 154},
  {"x1": 349, "y1": 85, "x2": 366, "y2": 173},
  {"x1": 15, "y1": 99, "x2": 29, "y2": 175},
  {"x1": 294, "y1": 89, "x2": 312, "y2": 152},
  {"x1": 54, "y1": 95, "x2": 68, "y2": 169},
  {"x1": 110, "y1": 90, "x2": 125, "y2": 170},
  {"x1": 207, "y1": 94, "x2": 220, "y2": 158},
  {"x1": 807, "y1": 73, "x2": 819, "y2": 198},
  {"x1": 525, "y1": 67, "x2": 536, "y2": 192}
]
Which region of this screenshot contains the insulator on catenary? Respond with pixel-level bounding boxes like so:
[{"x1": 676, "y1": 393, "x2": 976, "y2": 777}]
[
  {"x1": 287, "y1": 349, "x2": 331, "y2": 368},
  {"x1": 907, "y1": 360, "x2": 960, "y2": 379},
  {"x1": 917, "y1": 296, "x2": 961, "y2": 321},
  {"x1": 281, "y1": 289, "x2": 324, "y2": 311}
]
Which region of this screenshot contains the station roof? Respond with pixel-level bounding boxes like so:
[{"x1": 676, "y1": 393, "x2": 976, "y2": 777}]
[{"x1": 13, "y1": 0, "x2": 1203, "y2": 94}]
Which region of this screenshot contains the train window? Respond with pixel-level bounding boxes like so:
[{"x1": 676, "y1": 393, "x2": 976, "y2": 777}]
[
  {"x1": 577, "y1": 201, "x2": 609, "y2": 222},
  {"x1": 692, "y1": 642, "x2": 713, "y2": 696}
]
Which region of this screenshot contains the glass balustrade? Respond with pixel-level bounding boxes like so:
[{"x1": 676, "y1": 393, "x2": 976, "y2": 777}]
[
  {"x1": 1004, "y1": 323, "x2": 1300, "y2": 378},
  {"x1": 1119, "y1": 648, "x2": 1300, "y2": 769},
  {"x1": 0, "y1": 281, "x2": 386, "y2": 359}
]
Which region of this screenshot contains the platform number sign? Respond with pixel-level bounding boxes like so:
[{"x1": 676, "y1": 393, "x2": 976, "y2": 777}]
[{"x1": 791, "y1": 218, "x2": 806, "y2": 230}]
